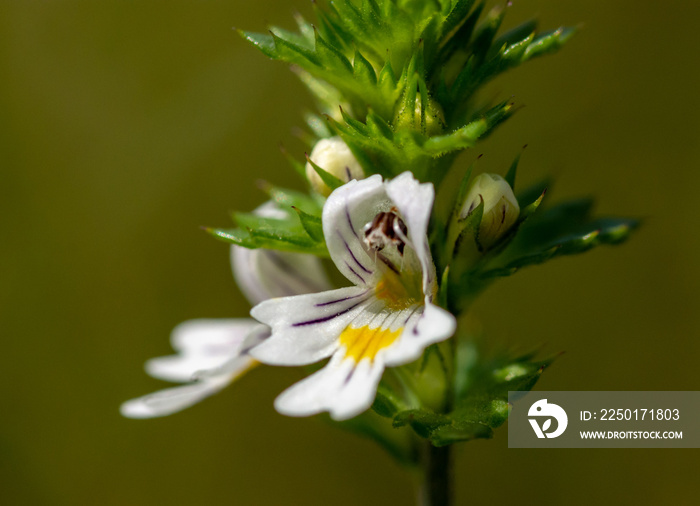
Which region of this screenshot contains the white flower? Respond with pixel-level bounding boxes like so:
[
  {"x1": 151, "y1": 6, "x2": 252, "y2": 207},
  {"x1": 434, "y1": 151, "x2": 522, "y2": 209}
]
[
  {"x1": 305, "y1": 136, "x2": 365, "y2": 196},
  {"x1": 250, "y1": 172, "x2": 457, "y2": 421},
  {"x1": 460, "y1": 173, "x2": 520, "y2": 249},
  {"x1": 121, "y1": 203, "x2": 331, "y2": 419},
  {"x1": 120, "y1": 320, "x2": 268, "y2": 418}
]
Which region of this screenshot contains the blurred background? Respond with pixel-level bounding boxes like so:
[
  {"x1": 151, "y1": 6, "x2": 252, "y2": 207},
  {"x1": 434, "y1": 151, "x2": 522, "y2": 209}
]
[{"x1": 2, "y1": 0, "x2": 698, "y2": 504}]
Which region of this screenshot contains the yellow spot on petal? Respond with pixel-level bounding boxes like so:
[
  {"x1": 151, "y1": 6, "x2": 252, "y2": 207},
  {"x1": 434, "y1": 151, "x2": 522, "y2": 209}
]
[{"x1": 339, "y1": 325, "x2": 402, "y2": 363}]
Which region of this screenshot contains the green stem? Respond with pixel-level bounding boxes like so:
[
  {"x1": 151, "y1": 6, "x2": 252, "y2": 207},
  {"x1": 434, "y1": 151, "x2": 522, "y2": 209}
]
[{"x1": 419, "y1": 444, "x2": 452, "y2": 506}]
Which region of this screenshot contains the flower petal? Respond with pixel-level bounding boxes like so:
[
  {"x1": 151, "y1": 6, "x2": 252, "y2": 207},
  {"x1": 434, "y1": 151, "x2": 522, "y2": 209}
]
[
  {"x1": 250, "y1": 286, "x2": 373, "y2": 366},
  {"x1": 193, "y1": 325, "x2": 270, "y2": 380},
  {"x1": 383, "y1": 302, "x2": 457, "y2": 367},
  {"x1": 146, "y1": 319, "x2": 259, "y2": 383},
  {"x1": 120, "y1": 375, "x2": 236, "y2": 419},
  {"x1": 273, "y1": 354, "x2": 385, "y2": 421},
  {"x1": 231, "y1": 247, "x2": 332, "y2": 305},
  {"x1": 230, "y1": 200, "x2": 331, "y2": 305},
  {"x1": 385, "y1": 172, "x2": 437, "y2": 298},
  {"x1": 322, "y1": 174, "x2": 388, "y2": 286}
]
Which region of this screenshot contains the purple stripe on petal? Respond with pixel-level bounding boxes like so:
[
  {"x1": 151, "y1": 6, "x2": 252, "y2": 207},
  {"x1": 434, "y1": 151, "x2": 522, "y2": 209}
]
[
  {"x1": 403, "y1": 306, "x2": 421, "y2": 326},
  {"x1": 377, "y1": 252, "x2": 400, "y2": 275},
  {"x1": 345, "y1": 262, "x2": 366, "y2": 284},
  {"x1": 339, "y1": 232, "x2": 373, "y2": 275},
  {"x1": 263, "y1": 251, "x2": 328, "y2": 293},
  {"x1": 315, "y1": 290, "x2": 370, "y2": 307},
  {"x1": 412, "y1": 311, "x2": 426, "y2": 336},
  {"x1": 292, "y1": 300, "x2": 365, "y2": 327},
  {"x1": 345, "y1": 202, "x2": 358, "y2": 239}
]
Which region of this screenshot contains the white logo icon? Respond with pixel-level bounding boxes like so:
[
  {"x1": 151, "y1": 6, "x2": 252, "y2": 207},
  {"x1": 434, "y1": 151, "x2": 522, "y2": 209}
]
[{"x1": 528, "y1": 399, "x2": 568, "y2": 438}]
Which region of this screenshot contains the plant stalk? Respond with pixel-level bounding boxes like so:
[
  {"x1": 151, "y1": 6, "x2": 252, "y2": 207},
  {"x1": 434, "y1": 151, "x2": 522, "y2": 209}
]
[{"x1": 419, "y1": 443, "x2": 452, "y2": 506}]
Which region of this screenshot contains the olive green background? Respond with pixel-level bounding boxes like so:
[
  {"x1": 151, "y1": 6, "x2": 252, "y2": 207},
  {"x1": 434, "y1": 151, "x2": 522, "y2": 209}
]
[{"x1": 2, "y1": 1, "x2": 698, "y2": 505}]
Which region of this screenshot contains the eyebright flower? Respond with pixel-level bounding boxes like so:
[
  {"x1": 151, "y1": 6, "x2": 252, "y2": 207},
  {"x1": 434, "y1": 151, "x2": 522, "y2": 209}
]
[
  {"x1": 305, "y1": 136, "x2": 364, "y2": 196},
  {"x1": 121, "y1": 203, "x2": 330, "y2": 418},
  {"x1": 460, "y1": 173, "x2": 520, "y2": 249},
  {"x1": 120, "y1": 320, "x2": 268, "y2": 418},
  {"x1": 250, "y1": 172, "x2": 457, "y2": 421}
]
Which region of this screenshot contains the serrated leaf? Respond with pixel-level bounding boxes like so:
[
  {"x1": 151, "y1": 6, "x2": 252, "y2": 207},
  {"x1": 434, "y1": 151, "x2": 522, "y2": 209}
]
[
  {"x1": 262, "y1": 183, "x2": 323, "y2": 215},
  {"x1": 423, "y1": 101, "x2": 512, "y2": 155},
  {"x1": 238, "y1": 30, "x2": 277, "y2": 58},
  {"x1": 454, "y1": 198, "x2": 483, "y2": 253},
  {"x1": 479, "y1": 200, "x2": 639, "y2": 278},
  {"x1": 523, "y1": 27, "x2": 576, "y2": 60},
  {"x1": 392, "y1": 409, "x2": 451, "y2": 438},
  {"x1": 429, "y1": 421, "x2": 493, "y2": 446},
  {"x1": 517, "y1": 178, "x2": 550, "y2": 209},
  {"x1": 504, "y1": 152, "x2": 521, "y2": 189},
  {"x1": 305, "y1": 155, "x2": 345, "y2": 191},
  {"x1": 293, "y1": 206, "x2": 324, "y2": 242},
  {"x1": 372, "y1": 383, "x2": 410, "y2": 418},
  {"x1": 314, "y1": 29, "x2": 354, "y2": 74},
  {"x1": 353, "y1": 50, "x2": 377, "y2": 85},
  {"x1": 270, "y1": 25, "x2": 315, "y2": 51},
  {"x1": 517, "y1": 188, "x2": 546, "y2": 223},
  {"x1": 446, "y1": 342, "x2": 559, "y2": 441},
  {"x1": 440, "y1": 0, "x2": 478, "y2": 42},
  {"x1": 470, "y1": 4, "x2": 506, "y2": 64},
  {"x1": 204, "y1": 227, "x2": 258, "y2": 248},
  {"x1": 378, "y1": 60, "x2": 397, "y2": 93},
  {"x1": 489, "y1": 18, "x2": 538, "y2": 58},
  {"x1": 210, "y1": 210, "x2": 328, "y2": 255},
  {"x1": 270, "y1": 30, "x2": 320, "y2": 66}
]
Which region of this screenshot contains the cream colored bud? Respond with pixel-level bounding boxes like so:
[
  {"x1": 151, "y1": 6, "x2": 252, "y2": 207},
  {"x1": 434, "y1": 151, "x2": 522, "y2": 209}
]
[
  {"x1": 305, "y1": 137, "x2": 365, "y2": 196},
  {"x1": 460, "y1": 173, "x2": 520, "y2": 249}
]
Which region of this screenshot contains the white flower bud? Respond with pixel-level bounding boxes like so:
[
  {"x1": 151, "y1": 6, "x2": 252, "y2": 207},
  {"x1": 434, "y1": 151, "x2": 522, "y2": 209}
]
[
  {"x1": 460, "y1": 173, "x2": 520, "y2": 249},
  {"x1": 305, "y1": 137, "x2": 365, "y2": 196}
]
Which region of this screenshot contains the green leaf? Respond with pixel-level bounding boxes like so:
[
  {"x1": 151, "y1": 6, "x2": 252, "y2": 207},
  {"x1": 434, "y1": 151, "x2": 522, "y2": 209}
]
[
  {"x1": 238, "y1": 30, "x2": 277, "y2": 58},
  {"x1": 372, "y1": 383, "x2": 410, "y2": 418},
  {"x1": 489, "y1": 18, "x2": 538, "y2": 59},
  {"x1": 305, "y1": 154, "x2": 345, "y2": 191},
  {"x1": 206, "y1": 207, "x2": 329, "y2": 256},
  {"x1": 436, "y1": 2, "x2": 483, "y2": 69},
  {"x1": 392, "y1": 409, "x2": 451, "y2": 438},
  {"x1": 270, "y1": 30, "x2": 320, "y2": 66},
  {"x1": 504, "y1": 151, "x2": 521, "y2": 189},
  {"x1": 423, "y1": 101, "x2": 513, "y2": 155},
  {"x1": 260, "y1": 183, "x2": 323, "y2": 216},
  {"x1": 516, "y1": 178, "x2": 550, "y2": 209},
  {"x1": 440, "y1": 0, "x2": 478, "y2": 42},
  {"x1": 524, "y1": 27, "x2": 576, "y2": 60},
  {"x1": 204, "y1": 227, "x2": 259, "y2": 248},
  {"x1": 517, "y1": 187, "x2": 547, "y2": 223},
  {"x1": 293, "y1": 206, "x2": 324, "y2": 243},
  {"x1": 314, "y1": 29, "x2": 354, "y2": 74},
  {"x1": 388, "y1": 336, "x2": 557, "y2": 448},
  {"x1": 438, "y1": 340, "x2": 559, "y2": 445},
  {"x1": 454, "y1": 197, "x2": 483, "y2": 253},
  {"x1": 353, "y1": 49, "x2": 378, "y2": 85},
  {"x1": 478, "y1": 199, "x2": 639, "y2": 278}
]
